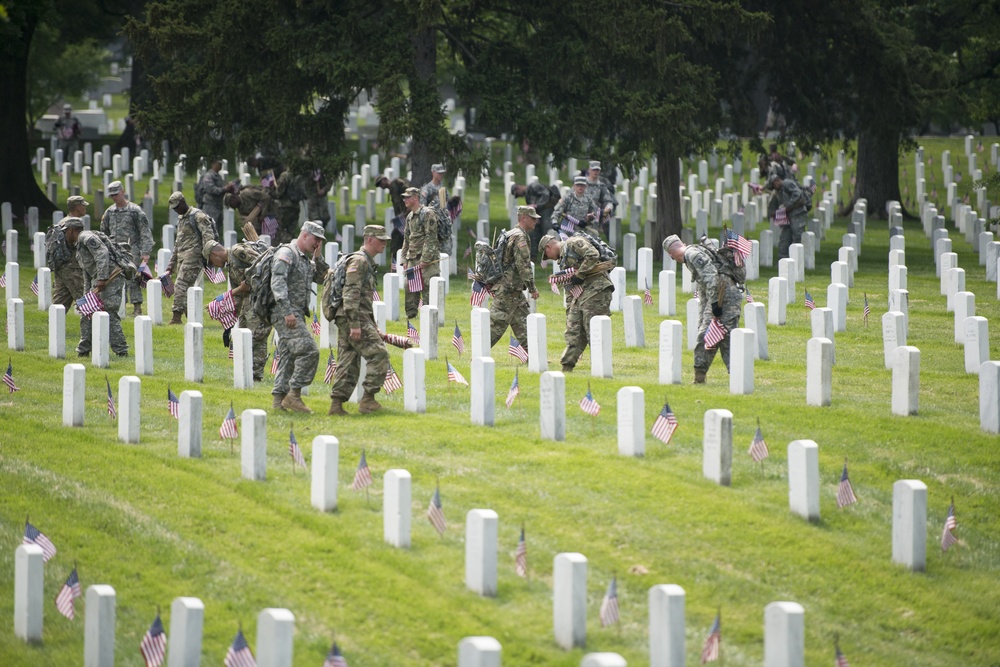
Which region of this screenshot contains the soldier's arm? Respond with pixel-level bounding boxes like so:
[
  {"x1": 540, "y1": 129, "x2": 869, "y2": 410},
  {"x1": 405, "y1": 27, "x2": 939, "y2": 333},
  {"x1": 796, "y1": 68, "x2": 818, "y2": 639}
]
[
  {"x1": 137, "y1": 209, "x2": 153, "y2": 257},
  {"x1": 206, "y1": 173, "x2": 226, "y2": 196},
  {"x1": 196, "y1": 211, "x2": 218, "y2": 243},
  {"x1": 270, "y1": 248, "x2": 294, "y2": 318},
  {"x1": 419, "y1": 209, "x2": 439, "y2": 264},
  {"x1": 88, "y1": 237, "x2": 112, "y2": 281},
  {"x1": 100, "y1": 210, "x2": 111, "y2": 236},
  {"x1": 312, "y1": 254, "x2": 329, "y2": 283},
  {"x1": 341, "y1": 256, "x2": 364, "y2": 328},
  {"x1": 552, "y1": 196, "x2": 566, "y2": 221},
  {"x1": 574, "y1": 239, "x2": 602, "y2": 276},
  {"x1": 692, "y1": 250, "x2": 720, "y2": 297},
  {"x1": 513, "y1": 232, "x2": 536, "y2": 293},
  {"x1": 400, "y1": 216, "x2": 411, "y2": 259}
]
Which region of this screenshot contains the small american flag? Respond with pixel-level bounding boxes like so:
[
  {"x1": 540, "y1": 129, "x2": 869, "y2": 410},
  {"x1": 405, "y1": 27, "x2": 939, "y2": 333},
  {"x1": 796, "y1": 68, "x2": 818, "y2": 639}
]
[
  {"x1": 167, "y1": 386, "x2": 179, "y2": 419},
  {"x1": 774, "y1": 206, "x2": 788, "y2": 226},
  {"x1": 30, "y1": 276, "x2": 39, "y2": 295},
  {"x1": 0, "y1": 274, "x2": 5, "y2": 287},
  {"x1": 427, "y1": 484, "x2": 447, "y2": 535},
  {"x1": 4, "y1": 360, "x2": 20, "y2": 393},
  {"x1": 643, "y1": 282, "x2": 653, "y2": 305},
  {"x1": 505, "y1": 370, "x2": 520, "y2": 408},
  {"x1": 508, "y1": 336, "x2": 528, "y2": 364},
  {"x1": 261, "y1": 216, "x2": 278, "y2": 238},
  {"x1": 804, "y1": 289, "x2": 815, "y2": 310},
  {"x1": 749, "y1": 422, "x2": 768, "y2": 463},
  {"x1": 261, "y1": 171, "x2": 275, "y2": 187},
  {"x1": 76, "y1": 291, "x2": 105, "y2": 318},
  {"x1": 208, "y1": 291, "x2": 238, "y2": 329},
  {"x1": 724, "y1": 228, "x2": 752, "y2": 265},
  {"x1": 23, "y1": 521, "x2": 57, "y2": 561},
  {"x1": 351, "y1": 450, "x2": 373, "y2": 491},
  {"x1": 580, "y1": 387, "x2": 601, "y2": 417},
  {"x1": 941, "y1": 499, "x2": 958, "y2": 552},
  {"x1": 384, "y1": 365, "x2": 402, "y2": 393},
  {"x1": 749, "y1": 181, "x2": 764, "y2": 194},
  {"x1": 452, "y1": 323, "x2": 465, "y2": 355},
  {"x1": 289, "y1": 429, "x2": 307, "y2": 469},
  {"x1": 138, "y1": 263, "x2": 153, "y2": 289},
  {"x1": 447, "y1": 360, "x2": 468, "y2": 386},
  {"x1": 372, "y1": 289, "x2": 382, "y2": 303},
  {"x1": 514, "y1": 527, "x2": 527, "y2": 578},
  {"x1": 270, "y1": 348, "x2": 280, "y2": 375},
  {"x1": 55, "y1": 566, "x2": 81, "y2": 619},
  {"x1": 203, "y1": 266, "x2": 226, "y2": 284},
  {"x1": 311, "y1": 313, "x2": 321, "y2": 336},
  {"x1": 548, "y1": 267, "x2": 577, "y2": 286},
  {"x1": 139, "y1": 613, "x2": 167, "y2": 667},
  {"x1": 405, "y1": 266, "x2": 423, "y2": 293},
  {"x1": 568, "y1": 283, "x2": 583, "y2": 299},
  {"x1": 703, "y1": 318, "x2": 728, "y2": 350},
  {"x1": 324, "y1": 349, "x2": 336, "y2": 384},
  {"x1": 324, "y1": 642, "x2": 348, "y2": 667},
  {"x1": 470, "y1": 280, "x2": 489, "y2": 307},
  {"x1": 224, "y1": 628, "x2": 256, "y2": 667},
  {"x1": 863, "y1": 292, "x2": 870, "y2": 327},
  {"x1": 837, "y1": 461, "x2": 858, "y2": 508},
  {"x1": 700, "y1": 613, "x2": 721, "y2": 663},
  {"x1": 835, "y1": 643, "x2": 850, "y2": 667},
  {"x1": 106, "y1": 377, "x2": 117, "y2": 419},
  {"x1": 745, "y1": 287, "x2": 754, "y2": 303},
  {"x1": 220, "y1": 405, "x2": 238, "y2": 440},
  {"x1": 599, "y1": 576, "x2": 619, "y2": 627},
  {"x1": 159, "y1": 273, "x2": 174, "y2": 296},
  {"x1": 652, "y1": 401, "x2": 678, "y2": 444},
  {"x1": 463, "y1": 244, "x2": 472, "y2": 259},
  {"x1": 407, "y1": 320, "x2": 420, "y2": 345}
]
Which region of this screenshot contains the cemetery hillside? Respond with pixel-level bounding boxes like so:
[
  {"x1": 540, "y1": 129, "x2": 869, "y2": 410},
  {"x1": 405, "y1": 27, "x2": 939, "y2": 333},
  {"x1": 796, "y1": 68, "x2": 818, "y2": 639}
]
[{"x1": 1, "y1": 134, "x2": 999, "y2": 667}]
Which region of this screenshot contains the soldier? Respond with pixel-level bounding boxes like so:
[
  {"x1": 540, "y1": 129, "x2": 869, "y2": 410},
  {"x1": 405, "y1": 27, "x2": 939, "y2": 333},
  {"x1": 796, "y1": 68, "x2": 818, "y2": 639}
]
[
  {"x1": 375, "y1": 175, "x2": 411, "y2": 263},
  {"x1": 305, "y1": 169, "x2": 331, "y2": 227},
  {"x1": 274, "y1": 168, "x2": 306, "y2": 245},
  {"x1": 48, "y1": 196, "x2": 88, "y2": 310},
  {"x1": 584, "y1": 161, "x2": 616, "y2": 235},
  {"x1": 538, "y1": 232, "x2": 613, "y2": 373},
  {"x1": 53, "y1": 104, "x2": 82, "y2": 155},
  {"x1": 663, "y1": 235, "x2": 742, "y2": 383},
  {"x1": 63, "y1": 221, "x2": 132, "y2": 358},
  {"x1": 400, "y1": 186, "x2": 440, "y2": 320},
  {"x1": 100, "y1": 180, "x2": 153, "y2": 316},
  {"x1": 197, "y1": 158, "x2": 226, "y2": 228},
  {"x1": 328, "y1": 225, "x2": 393, "y2": 416},
  {"x1": 165, "y1": 192, "x2": 218, "y2": 325},
  {"x1": 552, "y1": 176, "x2": 600, "y2": 236},
  {"x1": 270, "y1": 220, "x2": 328, "y2": 413},
  {"x1": 204, "y1": 240, "x2": 271, "y2": 381},
  {"x1": 226, "y1": 185, "x2": 279, "y2": 239},
  {"x1": 419, "y1": 163, "x2": 448, "y2": 210},
  {"x1": 489, "y1": 206, "x2": 540, "y2": 351},
  {"x1": 770, "y1": 175, "x2": 809, "y2": 260},
  {"x1": 510, "y1": 181, "x2": 561, "y2": 257}
]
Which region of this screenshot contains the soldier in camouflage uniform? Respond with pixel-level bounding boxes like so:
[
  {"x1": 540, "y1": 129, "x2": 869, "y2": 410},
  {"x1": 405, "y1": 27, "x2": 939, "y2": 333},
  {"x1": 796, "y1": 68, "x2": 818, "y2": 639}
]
[
  {"x1": 419, "y1": 163, "x2": 448, "y2": 210},
  {"x1": 270, "y1": 221, "x2": 328, "y2": 413},
  {"x1": 552, "y1": 176, "x2": 600, "y2": 236},
  {"x1": 166, "y1": 192, "x2": 219, "y2": 325},
  {"x1": 400, "y1": 187, "x2": 441, "y2": 319},
  {"x1": 305, "y1": 169, "x2": 331, "y2": 227},
  {"x1": 64, "y1": 223, "x2": 131, "y2": 357},
  {"x1": 769, "y1": 175, "x2": 809, "y2": 260},
  {"x1": 538, "y1": 232, "x2": 613, "y2": 372},
  {"x1": 100, "y1": 180, "x2": 152, "y2": 316},
  {"x1": 510, "y1": 181, "x2": 561, "y2": 257},
  {"x1": 204, "y1": 240, "x2": 271, "y2": 381},
  {"x1": 489, "y1": 206, "x2": 539, "y2": 352},
  {"x1": 585, "y1": 161, "x2": 616, "y2": 236},
  {"x1": 197, "y1": 159, "x2": 227, "y2": 227},
  {"x1": 48, "y1": 196, "x2": 88, "y2": 310},
  {"x1": 328, "y1": 225, "x2": 393, "y2": 416},
  {"x1": 226, "y1": 185, "x2": 279, "y2": 239},
  {"x1": 375, "y1": 175, "x2": 411, "y2": 263},
  {"x1": 663, "y1": 235, "x2": 742, "y2": 383},
  {"x1": 274, "y1": 169, "x2": 306, "y2": 245}
]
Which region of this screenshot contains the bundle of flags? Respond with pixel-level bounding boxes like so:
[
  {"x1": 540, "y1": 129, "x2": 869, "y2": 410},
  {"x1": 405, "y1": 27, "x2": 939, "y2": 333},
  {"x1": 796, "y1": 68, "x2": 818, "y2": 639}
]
[
  {"x1": 505, "y1": 370, "x2": 519, "y2": 408},
  {"x1": 405, "y1": 267, "x2": 423, "y2": 293},
  {"x1": 76, "y1": 291, "x2": 105, "y2": 318},
  {"x1": 723, "y1": 227, "x2": 751, "y2": 266},
  {"x1": 207, "y1": 291, "x2": 239, "y2": 329},
  {"x1": 599, "y1": 576, "x2": 619, "y2": 627},
  {"x1": 407, "y1": 321, "x2": 420, "y2": 346},
  {"x1": 774, "y1": 206, "x2": 788, "y2": 226},
  {"x1": 289, "y1": 429, "x2": 307, "y2": 470},
  {"x1": 427, "y1": 484, "x2": 447, "y2": 535},
  {"x1": 324, "y1": 350, "x2": 337, "y2": 384},
  {"x1": 261, "y1": 171, "x2": 276, "y2": 188},
  {"x1": 836, "y1": 461, "x2": 858, "y2": 508},
  {"x1": 220, "y1": 404, "x2": 239, "y2": 440},
  {"x1": 470, "y1": 280, "x2": 489, "y2": 307},
  {"x1": 447, "y1": 360, "x2": 468, "y2": 386},
  {"x1": 203, "y1": 266, "x2": 226, "y2": 284},
  {"x1": 508, "y1": 336, "x2": 528, "y2": 364},
  {"x1": 452, "y1": 323, "x2": 464, "y2": 355},
  {"x1": 384, "y1": 365, "x2": 402, "y2": 394},
  {"x1": 4, "y1": 360, "x2": 19, "y2": 393},
  {"x1": 651, "y1": 401, "x2": 678, "y2": 444},
  {"x1": 137, "y1": 263, "x2": 153, "y2": 289},
  {"x1": 703, "y1": 318, "x2": 728, "y2": 350},
  {"x1": 350, "y1": 450, "x2": 373, "y2": 491},
  {"x1": 158, "y1": 273, "x2": 174, "y2": 297}
]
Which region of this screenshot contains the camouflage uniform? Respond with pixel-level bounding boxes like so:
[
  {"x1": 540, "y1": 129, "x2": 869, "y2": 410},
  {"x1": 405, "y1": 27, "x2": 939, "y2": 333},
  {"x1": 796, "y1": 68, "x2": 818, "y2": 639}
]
[
  {"x1": 558, "y1": 236, "x2": 613, "y2": 370},
  {"x1": 48, "y1": 217, "x2": 85, "y2": 310},
  {"x1": 305, "y1": 170, "x2": 331, "y2": 225},
  {"x1": 523, "y1": 182, "x2": 561, "y2": 253},
  {"x1": 232, "y1": 185, "x2": 279, "y2": 238},
  {"x1": 771, "y1": 178, "x2": 808, "y2": 260},
  {"x1": 330, "y1": 248, "x2": 390, "y2": 400},
  {"x1": 75, "y1": 231, "x2": 129, "y2": 356},
  {"x1": 274, "y1": 171, "x2": 305, "y2": 245},
  {"x1": 100, "y1": 201, "x2": 152, "y2": 305},
  {"x1": 489, "y1": 227, "x2": 536, "y2": 351},
  {"x1": 384, "y1": 178, "x2": 410, "y2": 261},
  {"x1": 269, "y1": 243, "x2": 327, "y2": 397},
  {"x1": 419, "y1": 180, "x2": 448, "y2": 210},
  {"x1": 552, "y1": 191, "x2": 600, "y2": 232},
  {"x1": 585, "y1": 177, "x2": 616, "y2": 234},
  {"x1": 228, "y1": 241, "x2": 271, "y2": 380},
  {"x1": 168, "y1": 207, "x2": 218, "y2": 316},
  {"x1": 198, "y1": 169, "x2": 227, "y2": 226},
  {"x1": 401, "y1": 205, "x2": 441, "y2": 319},
  {"x1": 683, "y1": 244, "x2": 742, "y2": 375}
]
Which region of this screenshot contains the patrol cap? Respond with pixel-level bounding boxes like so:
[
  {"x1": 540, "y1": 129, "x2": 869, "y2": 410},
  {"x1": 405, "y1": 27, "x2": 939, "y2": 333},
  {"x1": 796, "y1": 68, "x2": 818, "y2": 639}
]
[
  {"x1": 61, "y1": 216, "x2": 84, "y2": 230},
  {"x1": 106, "y1": 180, "x2": 123, "y2": 195},
  {"x1": 662, "y1": 234, "x2": 682, "y2": 252},
  {"x1": 588, "y1": 160, "x2": 602, "y2": 171},
  {"x1": 168, "y1": 191, "x2": 186, "y2": 209},
  {"x1": 573, "y1": 176, "x2": 587, "y2": 186},
  {"x1": 517, "y1": 205, "x2": 540, "y2": 219},
  {"x1": 402, "y1": 187, "x2": 421, "y2": 199},
  {"x1": 363, "y1": 224, "x2": 391, "y2": 241},
  {"x1": 67, "y1": 195, "x2": 89, "y2": 208},
  {"x1": 202, "y1": 240, "x2": 224, "y2": 262},
  {"x1": 301, "y1": 220, "x2": 326, "y2": 239},
  {"x1": 63, "y1": 103, "x2": 72, "y2": 111},
  {"x1": 431, "y1": 163, "x2": 446, "y2": 174},
  {"x1": 538, "y1": 233, "x2": 559, "y2": 255}
]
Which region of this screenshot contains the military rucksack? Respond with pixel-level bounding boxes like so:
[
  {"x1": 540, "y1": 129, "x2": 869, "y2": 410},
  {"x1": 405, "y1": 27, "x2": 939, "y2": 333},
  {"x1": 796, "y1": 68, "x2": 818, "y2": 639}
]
[
  {"x1": 321, "y1": 253, "x2": 354, "y2": 321},
  {"x1": 194, "y1": 177, "x2": 207, "y2": 207},
  {"x1": 45, "y1": 225, "x2": 73, "y2": 272},
  {"x1": 472, "y1": 231, "x2": 513, "y2": 287},
  {"x1": 574, "y1": 229, "x2": 618, "y2": 263},
  {"x1": 245, "y1": 245, "x2": 278, "y2": 321},
  {"x1": 434, "y1": 206, "x2": 453, "y2": 249},
  {"x1": 700, "y1": 242, "x2": 746, "y2": 286}
]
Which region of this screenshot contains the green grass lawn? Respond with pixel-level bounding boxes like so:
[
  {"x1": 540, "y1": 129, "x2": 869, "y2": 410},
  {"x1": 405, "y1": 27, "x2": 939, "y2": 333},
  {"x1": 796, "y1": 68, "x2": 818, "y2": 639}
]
[{"x1": 3, "y1": 138, "x2": 999, "y2": 666}]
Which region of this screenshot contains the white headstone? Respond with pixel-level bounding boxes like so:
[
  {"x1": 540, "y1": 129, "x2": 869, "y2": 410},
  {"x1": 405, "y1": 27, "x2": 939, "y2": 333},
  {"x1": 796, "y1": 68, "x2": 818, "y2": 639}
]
[
  {"x1": 831, "y1": 260, "x2": 850, "y2": 288},
  {"x1": 703, "y1": 409, "x2": 733, "y2": 485},
  {"x1": 609, "y1": 267, "x2": 626, "y2": 311},
  {"x1": 827, "y1": 283, "x2": 848, "y2": 332},
  {"x1": 35, "y1": 267, "x2": 51, "y2": 311},
  {"x1": 403, "y1": 348, "x2": 426, "y2": 413},
  {"x1": 470, "y1": 307, "x2": 491, "y2": 359},
  {"x1": 419, "y1": 305, "x2": 438, "y2": 359},
  {"x1": 658, "y1": 320, "x2": 683, "y2": 384},
  {"x1": 806, "y1": 338, "x2": 832, "y2": 407},
  {"x1": 168, "y1": 597, "x2": 204, "y2": 667},
  {"x1": 744, "y1": 302, "x2": 767, "y2": 360},
  {"x1": 7, "y1": 297, "x2": 24, "y2": 350},
  {"x1": 384, "y1": 273, "x2": 400, "y2": 321},
  {"x1": 241, "y1": 409, "x2": 267, "y2": 480},
  {"x1": 939, "y1": 252, "x2": 957, "y2": 293},
  {"x1": 458, "y1": 637, "x2": 502, "y2": 667},
  {"x1": 527, "y1": 313, "x2": 548, "y2": 372},
  {"x1": 310, "y1": 436, "x2": 339, "y2": 512},
  {"x1": 980, "y1": 361, "x2": 1000, "y2": 433},
  {"x1": 964, "y1": 316, "x2": 989, "y2": 374},
  {"x1": 471, "y1": 357, "x2": 495, "y2": 426},
  {"x1": 178, "y1": 390, "x2": 202, "y2": 458},
  {"x1": 553, "y1": 553, "x2": 587, "y2": 649},
  {"x1": 622, "y1": 295, "x2": 645, "y2": 347},
  {"x1": 649, "y1": 584, "x2": 684, "y2": 667},
  {"x1": 810, "y1": 308, "x2": 835, "y2": 365},
  {"x1": 147, "y1": 279, "x2": 163, "y2": 325},
  {"x1": 759, "y1": 229, "x2": 774, "y2": 267},
  {"x1": 764, "y1": 601, "x2": 805, "y2": 667},
  {"x1": 186, "y1": 285, "x2": 203, "y2": 324},
  {"x1": 33, "y1": 232, "x2": 46, "y2": 269},
  {"x1": 686, "y1": 298, "x2": 700, "y2": 351},
  {"x1": 233, "y1": 328, "x2": 253, "y2": 389},
  {"x1": 540, "y1": 371, "x2": 566, "y2": 441},
  {"x1": 48, "y1": 304, "x2": 65, "y2": 359},
  {"x1": 430, "y1": 276, "x2": 446, "y2": 325},
  {"x1": 788, "y1": 440, "x2": 820, "y2": 521},
  {"x1": 889, "y1": 264, "x2": 907, "y2": 293},
  {"x1": 384, "y1": 469, "x2": 411, "y2": 548},
  {"x1": 590, "y1": 315, "x2": 613, "y2": 378},
  {"x1": 789, "y1": 243, "x2": 805, "y2": 282},
  {"x1": 63, "y1": 363, "x2": 85, "y2": 426},
  {"x1": 256, "y1": 608, "x2": 295, "y2": 667},
  {"x1": 465, "y1": 509, "x2": 498, "y2": 597},
  {"x1": 91, "y1": 311, "x2": 110, "y2": 368},
  {"x1": 768, "y1": 277, "x2": 787, "y2": 325},
  {"x1": 658, "y1": 270, "x2": 676, "y2": 316},
  {"x1": 130, "y1": 315, "x2": 152, "y2": 375},
  {"x1": 954, "y1": 292, "x2": 975, "y2": 344},
  {"x1": 617, "y1": 386, "x2": 645, "y2": 457},
  {"x1": 892, "y1": 346, "x2": 920, "y2": 416},
  {"x1": 117, "y1": 376, "x2": 141, "y2": 443},
  {"x1": 892, "y1": 479, "x2": 927, "y2": 571},
  {"x1": 946, "y1": 267, "x2": 965, "y2": 312},
  {"x1": 14, "y1": 544, "x2": 44, "y2": 643},
  {"x1": 730, "y1": 328, "x2": 755, "y2": 394},
  {"x1": 581, "y1": 655, "x2": 627, "y2": 667},
  {"x1": 184, "y1": 322, "x2": 204, "y2": 382},
  {"x1": 638, "y1": 247, "x2": 654, "y2": 294},
  {"x1": 84, "y1": 585, "x2": 117, "y2": 666}
]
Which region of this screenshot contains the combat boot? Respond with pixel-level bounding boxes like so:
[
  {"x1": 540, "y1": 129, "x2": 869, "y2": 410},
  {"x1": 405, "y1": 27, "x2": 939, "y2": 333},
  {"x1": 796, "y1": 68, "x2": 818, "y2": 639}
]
[
  {"x1": 693, "y1": 369, "x2": 707, "y2": 384},
  {"x1": 132, "y1": 304, "x2": 143, "y2": 316},
  {"x1": 281, "y1": 388, "x2": 312, "y2": 413},
  {"x1": 328, "y1": 397, "x2": 348, "y2": 416},
  {"x1": 169, "y1": 311, "x2": 183, "y2": 325},
  {"x1": 561, "y1": 364, "x2": 574, "y2": 373},
  {"x1": 272, "y1": 393, "x2": 287, "y2": 410},
  {"x1": 358, "y1": 391, "x2": 383, "y2": 414}
]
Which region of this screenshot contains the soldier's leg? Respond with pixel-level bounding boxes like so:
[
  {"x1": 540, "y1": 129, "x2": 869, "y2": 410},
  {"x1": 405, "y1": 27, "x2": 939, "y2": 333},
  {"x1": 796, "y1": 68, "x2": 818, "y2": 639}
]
[
  {"x1": 172, "y1": 259, "x2": 201, "y2": 315},
  {"x1": 103, "y1": 279, "x2": 129, "y2": 355},
  {"x1": 717, "y1": 287, "x2": 743, "y2": 372},
  {"x1": 52, "y1": 278, "x2": 72, "y2": 311},
  {"x1": 78, "y1": 315, "x2": 92, "y2": 355},
  {"x1": 790, "y1": 217, "x2": 805, "y2": 246},
  {"x1": 360, "y1": 324, "x2": 390, "y2": 395},
  {"x1": 330, "y1": 322, "x2": 361, "y2": 400},
  {"x1": 559, "y1": 299, "x2": 586, "y2": 369},
  {"x1": 285, "y1": 318, "x2": 319, "y2": 390},
  {"x1": 693, "y1": 299, "x2": 718, "y2": 376},
  {"x1": 489, "y1": 295, "x2": 513, "y2": 349},
  {"x1": 777, "y1": 224, "x2": 792, "y2": 260},
  {"x1": 270, "y1": 318, "x2": 293, "y2": 396},
  {"x1": 404, "y1": 289, "x2": 420, "y2": 320},
  {"x1": 251, "y1": 326, "x2": 271, "y2": 380},
  {"x1": 509, "y1": 296, "x2": 530, "y2": 354}
]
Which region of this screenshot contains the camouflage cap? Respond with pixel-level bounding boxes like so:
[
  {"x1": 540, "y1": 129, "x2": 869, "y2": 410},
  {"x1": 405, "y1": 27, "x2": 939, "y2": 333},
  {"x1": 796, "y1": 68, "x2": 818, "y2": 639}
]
[
  {"x1": 431, "y1": 163, "x2": 447, "y2": 174},
  {"x1": 202, "y1": 240, "x2": 224, "y2": 262},
  {"x1": 662, "y1": 234, "x2": 682, "y2": 252},
  {"x1": 402, "y1": 187, "x2": 421, "y2": 198},
  {"x1": 168, "y1": 191, "x2": 186, "y2": 209},
  {"x1": 67, "y1": 195, "x2": 89, "y2": 208},
  {"x1": 588, "y1": 160, "x2": 602, "y2": 171},
  {"x1": 106, "y1": 180, "x2": 123, "y2": 195},
  {"x1": 363, "y1": 224, "x2": 391, "y2": 241},
  {"x1": 573, "y1": 176, "x2": 587, "y2": 186},
  {"x1": 538, "y1": 233, "x2": 559, "y2": 255},
  {"x1": 301, "y1": 220, "x2": 326, "y2": 239},
  {"x1": 61, "y1": 216, "x2": 84, "y2": 230},
  {"x1": 517, "y1": 205, "x2": 540, "y2": 219}
]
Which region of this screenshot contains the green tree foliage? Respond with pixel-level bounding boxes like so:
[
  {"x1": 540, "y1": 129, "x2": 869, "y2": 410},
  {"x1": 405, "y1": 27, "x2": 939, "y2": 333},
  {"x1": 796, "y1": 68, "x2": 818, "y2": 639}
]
[{"x1": 26, "y1": 23, "x2": 107, "y2": 126}]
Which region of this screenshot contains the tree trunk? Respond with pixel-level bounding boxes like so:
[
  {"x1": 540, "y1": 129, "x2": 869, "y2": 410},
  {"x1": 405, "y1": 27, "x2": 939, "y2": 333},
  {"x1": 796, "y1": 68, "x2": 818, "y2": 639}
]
[
  {"x1": 408, "y1": 26, "x2": 437, "y2": 188},
  {"x1": 852, "y1": 125, "x2": 903, "y2": 219},
  {"x1": 653, "y1": 143, "x2": 683, "y2": 246},
  {"x1": 0, "y1": 16, "x2": 55, "y2": 219}
]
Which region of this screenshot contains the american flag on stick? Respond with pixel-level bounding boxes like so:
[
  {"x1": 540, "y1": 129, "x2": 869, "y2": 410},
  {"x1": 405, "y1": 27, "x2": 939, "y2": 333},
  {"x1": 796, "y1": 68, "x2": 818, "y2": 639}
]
[
  {"x1": 505, "y1": 370, "x2": 520, "y2": 408},
  {"x1": 452, "y1": 323, "x2": 465, "y2": 355},
  {"x1": 700, "y1": 612, "x2": 721, "y2": 663},
  {"x1": 270, "y1": 348, "x2": 280, "y2": 375},
  {"x1": 447, "y1": 359, "x2": 468, "y2": 386},
  {"x1": 220, "y1": 404, "x2": 238, "y2": 440},
  {"x1": 643, "y1": 281, "x2": 653, "y2": 305},
  {"x1": 106, "y1": 377, "x2": 117, "y2": 419},
  {"x1": 76, "y1": 291, "x2": 105, "y2": 318},
  {"x1": 203, "y1": 266, "x2": 226, "y2": 284},
  {"x1": 580, "y1": 385, "x2": 601, "y2": 417},
  {"x1": 261, "y1": 216, "x2": 278, "y2": 238},
  {"x1": 835, "y1": 640, "x2": 851, "y2": 667},
  {"x1": 804, "y1": 288, "x2": 815, "y2": 310},
  {"x1": 4, "y1": 360, "x2": 19, "y2": 393},
  {"x1": 703, "y1": 318, "x2": 728, "y2": 350},
  {"x1": 224, "y1": 627, "x2": 255, "y2": 667},
  {"x1": 139, "y1": 613, "x2": 167, "y2": 667},
  {"x1": 941, "y1": 497, "x2": 958, "y2": 552},
  {"x1": 208, "y1": 291, "x2": 238, "y2": 329},
  {"x1": 749, "y1": 419, "x2": 768, "y2": 463},
  {"x1": 55, "y1": 566, "x2": 81, "y2": 619},
  {"x1": 427, "y1": 483, "x2": 447, "y2": 535},
  {"x1": 311, "y1": 313, "x2": 321, "y2": 336},
  {"x1": 0, "y1": 274, "x2": 5, "y2": 287},
  {"x1": 724, "y1": 226, "x2": 752, "y2": 266},
  {"x1": 30, "y1": 276, "x2": 38, "y2": 295},
  {"x1": 324, "y1": 642, "x2": 348, "y2": 667},
  {"x1": 405, "y1": 266, "x2": 423, "y2": 293},
  {"x1": 407, "y1": 320, "x2": 420, "y2": 346},
  {"x1": 599, "y1": 576, "x2": 620, "y2": 627},
  {"x1": 508, "y1": 336, "x2": 528, "y2": 364},
  {"x1": 651, "y1": 401, "x2": 678, "y2": 444},
  {"x1": 836, "y1": 460, "x2": 858, "y2": 508},
  {"x1": 514, "y1": 526, "x2": 527, "y2": 578},
  {"x1": 289, "y1": 429, "x2": 307, "y2": 470},
  {"x1": 470, "y1": 280, "x2": 489, "y2": 307},
  {"x1": 351, "y1": 450, "x2": 373, "y2": 491},
  {"x1": 23, "y1": 520, "x2": 57, "y2": 561},
  {"x1": 863, "y1": 292, "x2": 870, "y2": 327},
  {"x1": 167, "y1": 386, "x2": 180, "y2": 419},
  {"x1": 261, "y1": 171, "x2": 276, "y2": 188},
  {"x1": 324, "y1": 349, "x2": 336, "y2": 384},
  {"x1": 384, "y1": 365, "x2": 402, "y2": 393}
]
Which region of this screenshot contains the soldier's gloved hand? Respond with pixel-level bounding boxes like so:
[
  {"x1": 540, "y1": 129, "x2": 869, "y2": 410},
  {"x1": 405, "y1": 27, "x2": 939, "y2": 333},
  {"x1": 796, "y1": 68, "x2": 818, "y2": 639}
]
[
  {"x1": 223, "y1": 327, "x2": 232, "y2": 348},
  {"x1": 96, "y1": 279, "x2": 107, "y2": 290},
  {"x1": 712, "y1": 302, "x2": 723, "y2": 317},
  {"x1": 585, "y1": 213, "x2": 596, "y2": 223},
  {"x1": 570, "y1": 276, "x2": 585, "y2": 286}
]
